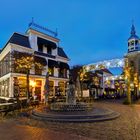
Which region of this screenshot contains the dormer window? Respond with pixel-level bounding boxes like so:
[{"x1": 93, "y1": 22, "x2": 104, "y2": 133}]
[
  {"x1": 47, "y1": 47, "x2": 52, "y2": 55},
  {"x1": 38, "y1": 45, "x2": 43, "y2": 52},
  {"x1": 37, "y1": 37, "x2": 57, "y2": 54}
]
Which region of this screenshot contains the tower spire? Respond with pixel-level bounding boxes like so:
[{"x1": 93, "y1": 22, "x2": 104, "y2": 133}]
[
  {"x1": 32, "y1": 17, "x2": 34, "y2": 24},
  {"x1": 131, "y1": 20, "x2": 136, "y2": 35},
  {"x1": 128, "y1": 20, "x2": 139, "y2": 53}
]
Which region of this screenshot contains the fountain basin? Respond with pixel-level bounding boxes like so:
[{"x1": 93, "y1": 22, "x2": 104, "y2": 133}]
[
  {"x1": 50, "y1": 102, "x2": 93, "y2": 111},
  {"x1": 32, "y1": 106, "x2": 120, "y2": 122}
]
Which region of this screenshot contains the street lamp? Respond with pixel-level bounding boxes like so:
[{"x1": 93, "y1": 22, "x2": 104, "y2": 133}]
[{"x1": 30, "y1": 80, "x2": 36, "y2": 87}]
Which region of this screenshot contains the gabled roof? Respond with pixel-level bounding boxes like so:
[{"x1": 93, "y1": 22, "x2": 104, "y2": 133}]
[
  {"x1": 0, "y1": 32, "x2": 31, "y2": 53},
  {"x1": 128, "y1": 34, "x2": 139, "y2": 40},
  {"x1": 9, "y1": 32, "x2": 31, "y2": 48},
  {"x1": 58, "y1": 47, "x2": 69, "y2": 59},
  {"x1": 0, "y1": 31, "x2": 69, "y2": 61}
]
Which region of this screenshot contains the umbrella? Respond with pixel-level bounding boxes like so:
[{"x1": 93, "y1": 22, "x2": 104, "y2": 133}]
[{"x1": 44, "y1": 72, "x2": 50, "y2": 103}]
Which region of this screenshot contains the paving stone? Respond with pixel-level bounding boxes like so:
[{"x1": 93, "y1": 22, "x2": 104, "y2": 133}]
[{"x1": 1, "y1": 100, "x2": 140, "y2": 140}]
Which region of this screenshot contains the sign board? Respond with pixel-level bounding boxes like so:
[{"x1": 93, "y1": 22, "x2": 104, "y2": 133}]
[{"x1": 83, "y1": 90, "x2": 89, "y2": 97}]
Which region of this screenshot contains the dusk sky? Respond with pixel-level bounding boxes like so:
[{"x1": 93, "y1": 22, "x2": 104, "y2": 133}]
[{"x1": 0, "y1": 0, "x2": 140, "y2": 67}]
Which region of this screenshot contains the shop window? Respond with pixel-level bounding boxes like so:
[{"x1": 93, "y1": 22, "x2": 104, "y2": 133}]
[
  {"x1": 14, "y1": 81, "x2": 20, "y2": 98},
  {"x1": 0, "y1": 53, "x2": 10, "y2": 77},
  {"x1": 0, "y1": 79, "x2": 10, "y2": 97},
  {"x1": 35, "y1": 87, "x2": 41, "y2": 101},
  {"x1": 1, "y1": 85, "x2": 4, "y2": 96},
  {"x1": 59, "y1": 69, "x2": 67, "y2": 78},
  {"x1": 35, "y1": 65, "x2": 42, "y2": 75},
  {"x1": 57, "y1": 82, "x2": 65, "y2": 96},
  {"x1": 17, "y1": 78, "x2": 27, "y2": 98},
  {"x1": 36, "y1": 80, "x2": 42, "y2": 87},
  {"x1": 48, "y1": 67, "x2": 54, "y2": 76},
  {"x1": 49, "y1": 81, "x2": 54, "y2": 96},
  {"x1": 5, "y1": 79, "x2": 9, "y2": 97}
]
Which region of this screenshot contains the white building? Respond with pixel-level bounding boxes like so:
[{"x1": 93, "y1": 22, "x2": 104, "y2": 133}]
[{"x1": 0, "y1": 21, "x2": 69, "y2": 101}]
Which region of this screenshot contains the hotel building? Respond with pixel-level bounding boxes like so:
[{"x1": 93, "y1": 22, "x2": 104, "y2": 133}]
[{"x1": 0, "y1": 21, "x2": 69, "y2": 101}]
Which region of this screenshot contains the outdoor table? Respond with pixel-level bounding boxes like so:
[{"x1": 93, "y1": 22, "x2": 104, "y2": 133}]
[{"x1": 0, "y1": 103, "x2": 15, "y2": 116}]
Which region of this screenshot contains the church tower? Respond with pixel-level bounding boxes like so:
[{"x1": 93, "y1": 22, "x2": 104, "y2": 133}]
[
  {"x1": 128, "y1": 24, "x2": 139, "y2": 53},
  {"x1": 125, "y1": 23, "x2": 140, "y2": 103}
]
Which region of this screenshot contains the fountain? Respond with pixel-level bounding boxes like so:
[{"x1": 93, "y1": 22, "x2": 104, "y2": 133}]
[
  {"x1": 50, "y1": 75, "x2": 92, "y2": 111},
  {"x1": 66, "y1": 78, "x2": 76, "y2": 105},
  {"x1": 32, "y1": 75, "x2": 120, "y2": 122}
]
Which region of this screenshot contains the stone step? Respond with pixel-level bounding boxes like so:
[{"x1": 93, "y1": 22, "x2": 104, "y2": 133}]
[
  {"x1": 32, "y1": 109, "x2": 114, "y2": 119},
  {"x1": 32, "y1": 110, "x2": 120, "y2": 122},
  {"x1": 50, "y1": 103, "x2": 93, "y2": 111}
]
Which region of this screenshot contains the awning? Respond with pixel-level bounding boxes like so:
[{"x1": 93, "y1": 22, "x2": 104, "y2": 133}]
[
  {"x1": 37, "y1": 37, "x2": 57, "y2": 49},
  {"x1": 12, "y1": 51, "x2": 32, "y2": 59},
  {"x1": 34, "y1": 56, "x2": 47, "y2": 66},
  {"x1": 58, "y1": 61, "x2": 69, "y2": 69},
  {"x1": 48, "y1": 59, "x2": 58, "y2": 68}
]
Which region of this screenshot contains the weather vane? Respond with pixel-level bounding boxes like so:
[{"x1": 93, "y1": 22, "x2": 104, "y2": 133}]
[{"x1": 32, "y1": 17, "x2": 34, "y2": 23}]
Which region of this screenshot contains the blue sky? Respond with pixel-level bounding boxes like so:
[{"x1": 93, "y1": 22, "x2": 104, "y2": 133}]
[{"x1": 0, "y1": 0, "x2": 140, "y2": 68}]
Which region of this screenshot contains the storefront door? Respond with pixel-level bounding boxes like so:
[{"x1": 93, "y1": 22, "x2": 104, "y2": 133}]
[{"x1": 35, "y1": 87, "x2": 41, "y2": 101}]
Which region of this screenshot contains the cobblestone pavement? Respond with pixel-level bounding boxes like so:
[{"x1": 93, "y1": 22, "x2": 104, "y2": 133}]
[
  {"x1": 0, "y1": 119, "x2": 93, "y2": 140},
  {"x1": 1, "y1": 100, "x2": 140, "y2": 140}
]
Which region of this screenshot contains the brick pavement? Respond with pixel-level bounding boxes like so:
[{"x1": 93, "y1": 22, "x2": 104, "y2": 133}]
[
  {"x1": 1, "y1": 100, "x2": 140, "y2": 140},
  {"x1": 0, "y1": 119, "x2": 93, "y2": 140}
]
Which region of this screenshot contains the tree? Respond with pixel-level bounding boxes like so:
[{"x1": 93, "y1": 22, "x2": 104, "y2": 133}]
[
  {"x1": 70, "y1": 65, "x2": 83, "y2": 83},
  {"x1": 124, "y1": 66, "x2": 131, "y2": 104},
  {"x1": 12, "y1": 51, "x2": 46, "y2": 102},
  {"x1": 70, "y1": 65, "x2": 97, "y2": 97},
  {"x1": 70, "y1": 65, "x2": 84, "y2": 97}
]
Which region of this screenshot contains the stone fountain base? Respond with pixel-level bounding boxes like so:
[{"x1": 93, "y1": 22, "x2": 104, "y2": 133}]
[
  {"x1": 50, "y1": 102, "x2": 93, "y2": 111},
  {"x1": 32, "y1": 106, "x2": 120, "y2": 122}
]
